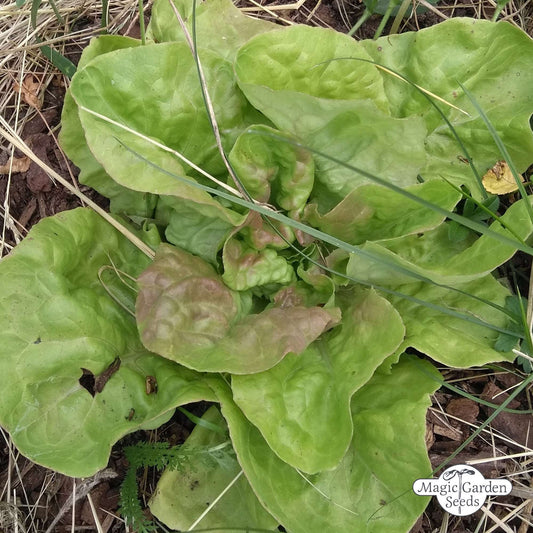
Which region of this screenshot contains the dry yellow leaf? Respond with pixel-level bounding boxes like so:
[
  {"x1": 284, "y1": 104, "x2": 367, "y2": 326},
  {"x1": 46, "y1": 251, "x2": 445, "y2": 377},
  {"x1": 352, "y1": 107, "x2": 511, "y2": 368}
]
[
  {"x1": 13, "y1": 74, "x2": 42, "y2": 110},
  {"x1": 482, "y1": 160, "x2": 524, "y2": 195},
  {"x1": 0, "y1": 155, "x2": 31, "y2": 174}
]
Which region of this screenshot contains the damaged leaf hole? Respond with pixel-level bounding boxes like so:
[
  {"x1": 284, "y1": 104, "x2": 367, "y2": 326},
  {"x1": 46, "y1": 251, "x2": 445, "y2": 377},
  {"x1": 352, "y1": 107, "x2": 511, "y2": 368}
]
[{"x1": 79, "y1": 357, "x2": 121, "y2": 397}]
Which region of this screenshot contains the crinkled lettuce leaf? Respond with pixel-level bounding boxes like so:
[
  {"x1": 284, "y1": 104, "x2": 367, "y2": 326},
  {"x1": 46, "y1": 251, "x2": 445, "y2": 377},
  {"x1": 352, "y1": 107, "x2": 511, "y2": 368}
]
[
  {"x1": 0, "y1": 208, "x2": 214, "y2": 477},
  {"x1": 236, "y1": 25, "x2": 389, "y2": 107},
  {"x1": 147, "y1": 0, "x2": 276, "y2": 60},
  {"x1": 136, "y1": 244, "x2": 340, "y2": 373},
  {"x1": 222, "y1": 236, "x2": 296, "y2": 292},
  {"x1": 232, "y1": 288, "x2": 405, "y2": 473},
  {"x1": 59, "y1": 35, "x2": 157, "y2": 216},
  {"x1": 210, "y1": 355, "x2": 439, "y2": 533},
  {"x1": 347, "y1": 198, "x2": 533, "y2": 285},
  {"x1": 304, "y1": 180, "x2": 461, "y2": 244},
  {"x1": 362, "y1": 18, "x2": 533, "y2": 196},
  {"x1": 229, "y1": 125, "x2": 315, "y2": 215}
]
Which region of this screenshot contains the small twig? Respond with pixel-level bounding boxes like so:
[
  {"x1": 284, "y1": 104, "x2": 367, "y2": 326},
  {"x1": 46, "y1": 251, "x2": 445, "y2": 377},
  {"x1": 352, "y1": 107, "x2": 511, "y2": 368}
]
[
  {"x1": 71, "y1": 478, "x2": 75, "y2": 533},
  {"x1": 480, "y1": 504, "x2": 515, "y2": 533}
]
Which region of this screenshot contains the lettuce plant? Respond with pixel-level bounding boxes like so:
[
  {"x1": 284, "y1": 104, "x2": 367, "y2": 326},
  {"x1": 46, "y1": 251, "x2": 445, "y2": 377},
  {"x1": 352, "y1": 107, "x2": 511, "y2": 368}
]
[{"x1": 1, "y1": 0, "x2": 533, "y2": 531}]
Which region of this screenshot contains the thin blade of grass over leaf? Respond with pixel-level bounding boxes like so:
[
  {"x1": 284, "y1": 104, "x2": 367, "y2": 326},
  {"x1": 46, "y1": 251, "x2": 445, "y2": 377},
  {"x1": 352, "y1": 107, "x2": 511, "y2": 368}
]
[
  {"x1": 167, "y1": 0, "x2": 253, "y2": 203},
  {"x1": 315, "y1": 56, "x2": 488, "y2": 198},
  {"x1": 97, "y1": 264, "x2": 137, "y2": 317},
  {"x1": 116, "y1": 136, "x2": 522, "y2": 338},
  {"x1": 187, "y1": 470, "x2": 245, "y2": 530},
  {"x1": 77, "y1": 105, "x2": 245, "y2": 199},
  {"x1": 251, "y1": 130, "x2": 533, "y2": 255},
  {"x1": 459, "y1": 81, "x2": 533, "y2": 222}
]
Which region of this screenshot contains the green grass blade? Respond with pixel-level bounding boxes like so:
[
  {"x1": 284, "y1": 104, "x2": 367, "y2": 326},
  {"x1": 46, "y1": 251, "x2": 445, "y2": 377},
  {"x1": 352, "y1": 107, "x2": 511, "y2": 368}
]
[
  {"x1": 492, "y1": 0, "x2": 512, "y2": 21},
  {"x1": 30, "y1": 0, "x2": 42, "y2": 28},
  {"x1": 115, "y1": 137, "x2": 522, "y2": 337},
  {"x1": 459, "y1": 81, "x2": 533, "y2": 223},
  {"x1": 101, "y1": 0, "x2": 109, "y2": 31},
  {"x1": 252, "y1": 129, "x2": 533, "y2": 256},
  {"x1": 389, "y1": 0, "x2": 411, "y2": 34},
  {"x1": 38, "y1": 43, "x2": 76, "y2": 78},
  {"x1": 138, "y1": 0, "x2": 146, "y2": 45},
  {"x1": 322, "y1": 56, "x2": 487, "y2": 198},
  {"x1": 47, "y1": 0, "x2": 64, "y2": 24},
  {"x1": 348, "y1": 9, "x2": 372, "y2": 36},
  {"x1": 177, "y1": 407, "x2": 226, "y2": 434}
]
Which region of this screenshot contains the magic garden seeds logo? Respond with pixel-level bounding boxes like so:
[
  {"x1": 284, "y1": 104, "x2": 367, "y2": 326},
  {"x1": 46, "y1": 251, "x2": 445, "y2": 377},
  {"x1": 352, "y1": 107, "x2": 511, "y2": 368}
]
[{"x1": 413, "y1": 464, "x2": 512, "y2": 516}]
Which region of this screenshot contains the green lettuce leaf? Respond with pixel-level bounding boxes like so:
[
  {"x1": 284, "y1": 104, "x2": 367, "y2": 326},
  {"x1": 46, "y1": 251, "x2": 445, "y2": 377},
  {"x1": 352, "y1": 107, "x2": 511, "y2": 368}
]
[
  {"x1": 235, "y1": 25, "x2": 388, "y2": 107},
  {"x1": 210, "y1": 355, "x2": 439, "y2": 533},
  {"x1": 150, "y1": 406, "x2": 278, "y2": 531},
  {"x1": 156, "y1": 196, "x2": 234, "y2": 265},
  {"x1": 69, "y1": 41, "x2": 253, "y2": 226},
  {"x1": 136, "y1": 244, "x2": 340, "y2": 373},
  {"x1": 304, "y1": 180, "x2": 461, "y2": 244},
  {"x1": 232, "y1": 288, "x2": 405, "y2": 473},
  {"x1": 389, "y1": 275, "x2": 515, "y2": 367},
  {"x1": 59, "y1": 35, "x2": 157, "y2": 216},
  {"x1": 346, "y1": 198, "x2": 533, "y2": 286},
  {"x1": 0, "y1": 208, "x2": 214, "y2": 477},
  {"x1": 237, "y1": 213, "x2": 295, "y2": 251},
  {"x1": 147, "y1": 0, "x2": 276, "y2": 60},
  {"x1": 361, "y1": 18, "x2": 533, "y2": 195},
  {"x1": 229, "y1": 124, "x2": 315, "y2": 215},
  {"x1": 222, "y1": 236, "x2": 296, "y2": 292}
]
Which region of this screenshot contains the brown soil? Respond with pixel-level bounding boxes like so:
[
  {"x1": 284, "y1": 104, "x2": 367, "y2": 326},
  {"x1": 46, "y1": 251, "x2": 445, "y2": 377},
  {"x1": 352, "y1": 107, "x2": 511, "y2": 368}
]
[{"x1": 1, "y1": 1, "x2": 533, "y2": 532}]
